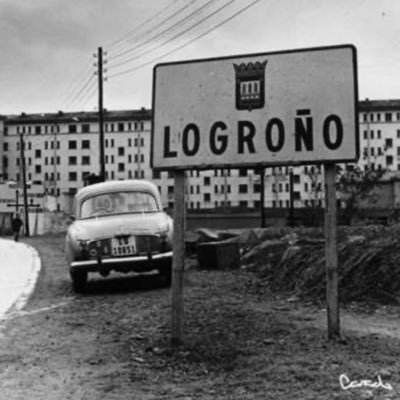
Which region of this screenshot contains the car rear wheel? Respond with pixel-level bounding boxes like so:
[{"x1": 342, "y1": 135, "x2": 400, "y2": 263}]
[{"x1": 70, "y1": 270, "x2": 88, "y2": 293}]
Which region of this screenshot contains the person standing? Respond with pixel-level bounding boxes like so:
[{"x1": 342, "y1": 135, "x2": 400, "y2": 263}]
[{"x1": 12, "y1": 213, "x2": 23, "y2": 242}]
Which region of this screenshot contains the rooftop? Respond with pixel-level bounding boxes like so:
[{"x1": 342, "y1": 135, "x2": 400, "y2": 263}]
[{"x1": 2, "y1": 108, "x2": 152, "y2": 125}]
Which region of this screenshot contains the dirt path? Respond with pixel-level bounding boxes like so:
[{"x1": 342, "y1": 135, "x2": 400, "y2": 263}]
[{"x1": 1, "y1": 233, "x2": 400, "y2": 399}]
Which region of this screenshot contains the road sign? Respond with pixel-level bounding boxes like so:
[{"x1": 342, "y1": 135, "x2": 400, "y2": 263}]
[{"x1": 151, "y1": 45, "x2": 358, "y2": 170}]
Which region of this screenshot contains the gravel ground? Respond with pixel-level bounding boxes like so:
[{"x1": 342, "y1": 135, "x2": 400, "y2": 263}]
[{"x1": 0, "y1": 232, "x2": 400, "y2": 399}]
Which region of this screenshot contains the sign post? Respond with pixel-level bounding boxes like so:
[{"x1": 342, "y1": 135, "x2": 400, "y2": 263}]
[
  {"x1": 152, "y1": 45, "x2": 358, "y2": 342},
  {"x1": 171, "y1": 170, "x2": 186, "y2": 345},
  {"x1": 324, "y1": 162, "x2": 339, "y2": 338}
]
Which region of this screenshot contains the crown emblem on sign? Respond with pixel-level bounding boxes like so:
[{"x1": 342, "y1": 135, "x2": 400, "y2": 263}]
[{"x1": 233, "y1": 60, "x2": 267, "y2": 111}]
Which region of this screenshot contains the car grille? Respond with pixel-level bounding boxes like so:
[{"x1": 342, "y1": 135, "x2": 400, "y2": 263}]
[{"x1": 135, "y1": 235, "x2": 162, "y2": 253}]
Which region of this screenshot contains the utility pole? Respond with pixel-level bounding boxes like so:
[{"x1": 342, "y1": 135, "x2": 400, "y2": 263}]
[
  {"x1": 137, "y1": 130, "x2": 142, "y2": 178},
  {"x1": 53, "y1": 123, "x2": 58, "y2": 210},
  {"x1": 289, "y1": 168, "x2": 294, "y2": 227},
  {"x1": 259, "y1": 167, "x2": 265, "y2": 227},
  {"x1": 97, "y1": 46, "x2": 105, "y2": 181},
  {"x1": 223, "y1": 169, "x2": 227, "y2": 211},
  {"x1": 19, "y1": 132, "x2": 30, "y2": 237},
  {"x1": 365, "y1": 97, "x2": 371, "y2": 170}
]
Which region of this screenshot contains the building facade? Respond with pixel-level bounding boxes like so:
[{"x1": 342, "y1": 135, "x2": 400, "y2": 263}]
[{"x1": 1, "y1": 99, "x2": 400, "y2": 213}]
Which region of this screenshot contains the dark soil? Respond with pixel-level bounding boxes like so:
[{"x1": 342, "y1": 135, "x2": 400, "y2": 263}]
[{"x1": 0, "y1": 232, "x2": 400, "y2": 399}]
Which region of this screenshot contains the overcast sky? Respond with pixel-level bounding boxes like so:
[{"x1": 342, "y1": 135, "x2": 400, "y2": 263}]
[{"x1": 0, "y1": 0, "x2": 399, "y2": 115}]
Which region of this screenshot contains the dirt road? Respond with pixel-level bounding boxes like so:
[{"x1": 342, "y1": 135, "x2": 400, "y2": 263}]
[{"x1": 1, "y1": 233, "x2": 400, "y2": 399}]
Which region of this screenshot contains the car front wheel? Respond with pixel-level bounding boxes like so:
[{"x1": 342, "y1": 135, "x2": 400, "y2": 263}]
[{"x1": 70, "y1": 270, "x2": 88, "y2": 293}]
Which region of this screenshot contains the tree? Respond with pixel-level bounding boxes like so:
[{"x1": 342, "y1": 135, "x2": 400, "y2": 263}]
[{"x1": 336, "y1": 165, "x2": 387, "y2": 224}]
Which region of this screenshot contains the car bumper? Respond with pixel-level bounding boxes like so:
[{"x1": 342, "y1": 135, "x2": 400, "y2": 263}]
[{"x1": 70, "y1": 251, "x2": 173, "y2": 274}]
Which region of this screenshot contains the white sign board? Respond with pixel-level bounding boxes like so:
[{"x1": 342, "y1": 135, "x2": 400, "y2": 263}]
[{"x1": 151, "y1": 45, "x2": 358, "y2": 170}]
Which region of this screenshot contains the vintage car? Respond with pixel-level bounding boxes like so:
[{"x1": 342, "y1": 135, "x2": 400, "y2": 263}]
[{"x1": 65, "y1": 179, "x2": 173, "y2": 292}]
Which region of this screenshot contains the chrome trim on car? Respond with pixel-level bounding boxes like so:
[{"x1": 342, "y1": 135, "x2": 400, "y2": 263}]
[{"x1": 71, "y1": 251, "x2": 173, "y2": 268}]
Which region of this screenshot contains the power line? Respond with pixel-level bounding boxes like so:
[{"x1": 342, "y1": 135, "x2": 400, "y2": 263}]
[
  {"x1": 108, "y1": 0, "x2": 197, "y2": 55},
  {"x1": 75, "y1": 83, "x2": 98, "y2": 111},
  {"x1": 107, "y1": 0, "x2": 177, "y2": 50},
  {"x1": 108, "y1": 0, "x2": 237, "y2": 72},
  {"x1": 109, "y1": 0, "x2": 219, "y2": 61},
  {"x1": 108, "y1": 0, "x2": 262, "y2": 79},
  {"x1": 65, "y1": 75, "x2": 96, "y2": 111},
  {"x1": 60, "y1": 61, "x2": 93, "y2": 108}
]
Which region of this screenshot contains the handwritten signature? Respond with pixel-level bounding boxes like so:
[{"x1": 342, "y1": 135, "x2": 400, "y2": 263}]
[{"x1": 339, "y1": 373, "x2": 393, "y2": 391}]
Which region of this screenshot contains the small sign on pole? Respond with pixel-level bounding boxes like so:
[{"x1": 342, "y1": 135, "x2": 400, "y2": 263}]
[{"x1": 151, "y1": 45, "x2": 358, "y2": 343}]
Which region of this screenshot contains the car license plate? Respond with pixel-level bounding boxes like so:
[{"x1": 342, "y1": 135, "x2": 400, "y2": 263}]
[{"x1": 111, "y1": 236, "x2": 136, "y2": 256}]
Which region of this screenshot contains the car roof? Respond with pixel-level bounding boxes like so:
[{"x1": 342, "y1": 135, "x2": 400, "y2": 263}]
[{"x1": 73, "y1": 179, "x2": 162, "y2": 214}]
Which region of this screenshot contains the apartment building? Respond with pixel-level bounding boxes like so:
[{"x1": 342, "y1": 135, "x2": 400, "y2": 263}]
[{"x1": 1, "y1": 99, "x2": 400, "y2": 213}]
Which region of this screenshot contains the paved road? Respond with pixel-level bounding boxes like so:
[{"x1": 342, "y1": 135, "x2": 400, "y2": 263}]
[{"x1": 0, "y1": 238, "x2": 41, "y2": 319}]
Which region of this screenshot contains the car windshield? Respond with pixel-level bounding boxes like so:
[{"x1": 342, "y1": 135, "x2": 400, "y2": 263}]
[{"x1": 80, "y1": 191, "x2": 159, "y2": 219}]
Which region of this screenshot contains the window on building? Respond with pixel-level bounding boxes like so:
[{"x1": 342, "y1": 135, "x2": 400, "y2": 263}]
[
  {"x1": 168, "y1": 186, "x2": 174, "y2": 194},
  {"x1": 68, "y1": 124, "x2": 77, "y2": 133},
  {"x1": 214, "y1": 185, "x2": 218, "y2": 194},
  {"x1": 128, "y1": 138, "x2": 132, "y2": 147},
  {"x1": 204, "y1": 176, "x2": 210, "y2": 185},
  {"x1": 239, "y1": 168, "x2": 247, "y2": 177},
  {"x1": 35, "y1": 126, "x2": 41, "y2": 135},
  {"x1": 253, "y1": 184, "x2": 261, "y2": 193},
  {"x1": 82, "y1": 156, "x2": 90, "y2": 165},
  {"x1": 68, "y1": 156, "x2": 77, "y2": 165},
  {"x1": 370, "y1": 130, "x2": 374, "y2": 139},
  {"x1": 239, "y1": 184, "x2": 248, "y2": 193},
  {"x1": 239, "y1": 200, "x2": 248, "y2": 208},
  {"x1": 35, "y1": 149, "x2": 41, "y2": 158},
  {"x1": 118, "y1": 163, "x2": 125, "y2": 172},
  {"x1": 293, "y1": 174, "x2": 300, "y2": 184},
  {"x1": 81, "y1": 124, "x2": 90, "y2": 133},
  {"x1": 204, "y1": 193, "x2": 211, "y2": 202},
  {"x1": 3, "y1": 143, "x2": 8, "y2": 151},
  {"x1": 118, "y1": 147, "x2": 125, "y2": 156},
  {"x1": 377, "y1": 130, "x2": 381, "y2": 139},
  {"x1": 82, "y1": 140, "x2": 90, "y2": 149},
  {"x1": 385, "y1": 138, "x2": 393, "y2": 149},
  {"x1": 386, "y1": 155, "x2": 393, "y2": 165},
  {"x1": 68, "y1": 140, "x2": 77, "y2": 149},
  {"x1": 111, "y1": 139, "x2": 114, "y2": 147},
  {"x1": 35, "y1": 165, "x2": 41, "y2": 174},
  {"x1": 69, "y1": 172, "x2": 77, "y2": 181},
  {"x1": 118, "y1": 123, "x2": 124, "y2": 131},
  {"x1": 385, "y1": 113, "x2": 393, "y2": 122}
]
